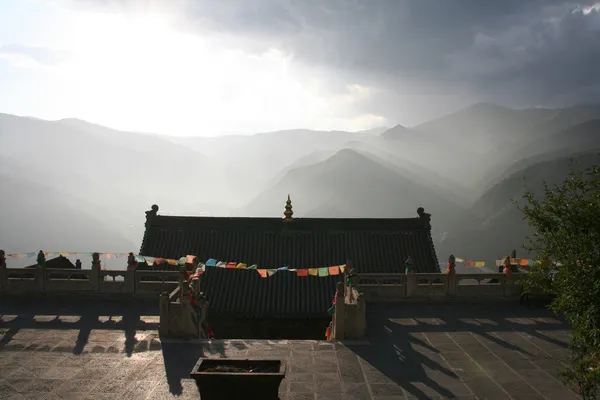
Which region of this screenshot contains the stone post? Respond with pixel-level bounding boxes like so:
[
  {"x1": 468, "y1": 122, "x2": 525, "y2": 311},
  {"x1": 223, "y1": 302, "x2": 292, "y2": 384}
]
[
  {"x1": 446, "y1": 274, "x2": 457, "y2": 297},
  {"x1": 405, "y1": 272, "x2": 416, "y2": 297},
  {"x1": 333, "y1": 281, "x2": 346, "y2": 340},
  {"x1": 0, "y1": 250, "x2": 7, "y2": 292},
  {"x1": 36, "y1": 265, "x2": 45, "y2": 292},
  {"x1": 90, "y1": 253, "x2": 101, "y2": 293},
  {"x1": 179, "y1": 265, "x2": 189, "y2": 301},
  {"x1": 159, "y1": 291, "x2": 170, "y2": 337},
  {"x1": 126, "y1": 263, "x2": 137, "y2": 295}
]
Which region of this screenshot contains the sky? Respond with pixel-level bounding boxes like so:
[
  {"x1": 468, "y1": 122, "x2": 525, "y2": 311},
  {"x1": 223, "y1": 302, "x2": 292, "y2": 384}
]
[{"x1": 1, "y1": 0, "x2": 599, "y2": 137}]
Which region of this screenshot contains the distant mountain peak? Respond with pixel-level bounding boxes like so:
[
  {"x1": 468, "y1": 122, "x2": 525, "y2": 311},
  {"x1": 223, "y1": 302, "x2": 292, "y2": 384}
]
[{"x1": 381, "y1": 124, "x2": 411, "y2": 139}]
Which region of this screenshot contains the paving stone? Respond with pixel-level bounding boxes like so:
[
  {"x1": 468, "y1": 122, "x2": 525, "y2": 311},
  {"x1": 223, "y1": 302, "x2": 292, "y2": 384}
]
[{"x1": 0, "y1": 298, "x2": 583, "y2": 400}]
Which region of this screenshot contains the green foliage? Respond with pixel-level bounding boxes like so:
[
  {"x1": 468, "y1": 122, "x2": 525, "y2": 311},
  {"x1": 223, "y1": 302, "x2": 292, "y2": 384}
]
[{"x1": 516, "y1": 160, "x2": 600, "y2": 399}]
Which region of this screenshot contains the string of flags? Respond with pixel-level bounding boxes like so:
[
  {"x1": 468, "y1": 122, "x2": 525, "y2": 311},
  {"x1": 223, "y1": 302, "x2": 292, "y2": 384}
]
[
  {"x1": 454, "y1": 258, "x2": 486, "y2": 267},
  {"x1": 2, "y1": 252, "x2": 347, "y2": 279}
]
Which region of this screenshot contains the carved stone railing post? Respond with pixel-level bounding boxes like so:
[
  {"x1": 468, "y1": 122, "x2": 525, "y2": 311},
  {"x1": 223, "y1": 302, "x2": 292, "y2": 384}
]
[
  {"x1": 405, "y1": 273, "x2": 416, "y2": 297},
  {"x1": 0, "y1": 250, "x2": 7, "y2": 292},
  {"x1": 36, "y1": 265, "x2": 45, "y2": 292},
  {"x1": 333, "y1": 281, "x2": 346, "y2": 340},
  {"x1": 446, "y1": 273, "x2": 457, "y2": 297},
  {"x1": 126, "y1": 263, "x2": 137, "y2": 295},
  {"x1": 159, "y1": 292, "x2": 170, "y2": 337},
  {"x1": 179, "y1": 265, "x2": 189, "y2": 301},
  {"x1": 90, "y1": 253, "x2": 101, "y2": 293}
]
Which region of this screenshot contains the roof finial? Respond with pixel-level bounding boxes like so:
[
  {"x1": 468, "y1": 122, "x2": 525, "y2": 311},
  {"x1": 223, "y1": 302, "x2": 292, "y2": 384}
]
[{"x1": 283, "y1": 194, "x2": 294, "y2": 221}]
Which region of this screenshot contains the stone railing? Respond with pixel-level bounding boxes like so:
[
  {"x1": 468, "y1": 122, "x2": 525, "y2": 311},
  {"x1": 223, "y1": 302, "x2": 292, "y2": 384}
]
[
  {"x1": 0, "y1": 264, "x2": 181, "y2": 298},
  {"x1": 356, "y1": 272, "x2": 525, "y2": 302}
]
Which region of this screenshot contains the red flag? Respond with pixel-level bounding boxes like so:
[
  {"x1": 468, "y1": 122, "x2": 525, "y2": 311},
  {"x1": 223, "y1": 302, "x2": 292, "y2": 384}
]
[
  {"x1": 297, "y1": 269, "x2": 309, "y2": 277},
  {"x1": 226, "y1": 262, "x2": 236, "y2": 269},
  {"x1": 465, "y1": 261, "x2": 475, "y2": 267}
]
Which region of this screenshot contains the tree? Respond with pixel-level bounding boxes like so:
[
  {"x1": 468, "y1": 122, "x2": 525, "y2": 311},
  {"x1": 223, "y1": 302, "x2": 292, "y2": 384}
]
[{"x1": 516, "y1": 161, "x2": 600, "y2": 399}]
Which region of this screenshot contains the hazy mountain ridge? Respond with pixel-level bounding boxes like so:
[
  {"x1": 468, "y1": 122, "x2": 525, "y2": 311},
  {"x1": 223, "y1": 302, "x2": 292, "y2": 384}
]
[{"x1": 1, "y1": 103, "x2": 599, "y2": 262}]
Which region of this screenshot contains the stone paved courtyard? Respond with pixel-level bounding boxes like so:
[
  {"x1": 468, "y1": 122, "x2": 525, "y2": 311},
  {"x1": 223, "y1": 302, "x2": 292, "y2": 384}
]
[{"x1": 0, "y1": 297, "x2": 580, "y2": 399}]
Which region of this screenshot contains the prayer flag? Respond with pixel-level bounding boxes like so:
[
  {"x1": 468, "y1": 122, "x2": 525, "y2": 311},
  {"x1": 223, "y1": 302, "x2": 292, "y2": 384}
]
[
  {"x1": 248, "y1": 265, "x2": 258, "y2": 269},
  {"x1": 135, "y1": 255, "x2": 146, "y2": 263},
  {"x1": 318, "y1": 267, "x2": 329, "y2": 277},
  {"x1": 465, "y1": 261, "x2": 475, "y2": 267},
  {"x1": 206, "y1": 258, "x2": 217, "y2": 267},
  {"x1": 26, "y1": 252, "x2": 36, "y2": 257},
  {"x1": 178, "y1": 257, "x2": 187, "y2": 265},
  {"x1": 145, "y1": 257, "x2": 155, "y2": 264},
  {"x1": 216, "y1": 261, "x2": 226, "y2": 268},
  {"x1": 519, "y1": 259, "x2": 529, "y2": 266},
  {"x1": 339, "y1": 264, "x2": 346, "y2": 273},
  {"x1": 278, "y1": 266, "x2": 288, "y2": 271},
  {"x1": 474, "y1": 261, "x2": 486, "y2": 267},
  {"x1": 105, "y1": 253, "x2": 115, "y2": 259},
  {"x1": 510, "y1": 258, "x2": 518, "y2": 265},
  {"x1": 308, "y1": 268, "x2": 318, "y2": 276},
  {"x1": 59, "y1": 252, "x2": 69, "y2": 257},
  {"x1": 236, "y1": 263, "x2": 247, "y2": 269},
  {"x1": 528, "y1": 259, "x2": 538, "y2": 266},
  {"x1": 226, "y1": 262, "x2": 236, "y2": 269},
  {"x1": 155, "y1": 258, "x2": 165, "y2": 264},
  {"x1": 167, "y1": 259, "x2": 178, "y2": 266},
  {"x1": 257, "y1": 269, "x2": 268, "y2": 278},
  {"x1": 328, "y1": 266, "x2": 340, "y2": 275},
  {"x1": 267, "y1": 269, "x2": 276, "y2": 277},
  {"x1": 496, "y1": 259, "x2": 504, "y2": 267},
  {"x1": 297, "y1": 269, "x2": 309, "y2": 277},
  {"x1": 455, "y1": 258, "x2": 465, "y2": 263},
  {"x1": 186, "y1": 255, "x2": 196, "y2": 264}
]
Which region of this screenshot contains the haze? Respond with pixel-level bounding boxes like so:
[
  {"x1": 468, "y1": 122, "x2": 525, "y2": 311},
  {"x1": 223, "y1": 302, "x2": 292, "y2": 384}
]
[{"x1": 1, "y1": 0, "x2": 599, "y2": 270}]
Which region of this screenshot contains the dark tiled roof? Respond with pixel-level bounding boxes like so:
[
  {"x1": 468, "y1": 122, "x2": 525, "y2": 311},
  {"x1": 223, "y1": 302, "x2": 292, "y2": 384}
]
[
  {"x1": 199, "y1": 267, "x2": 338, "y2": 318},
  {"x1": 139, "y1": 206, "x2": 439, "y2": 318},
  {"x1": 140, "y1": 215, "x2": 439, "y2": 273},
  {"x1": 25, "y1": 256, "x2": 75, "y2": 269}
]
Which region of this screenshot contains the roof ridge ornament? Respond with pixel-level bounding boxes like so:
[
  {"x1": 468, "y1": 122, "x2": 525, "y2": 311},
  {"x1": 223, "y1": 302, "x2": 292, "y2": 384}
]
[
  {"x1": 417, "y1": 207, "x2": 431, "y2": 231},
  {"x1": 283, "y1": 194, "x2": 294, "y2": 222},
  {"x1": 145, "y1": 204, "x2": 159, "y2": 227}
]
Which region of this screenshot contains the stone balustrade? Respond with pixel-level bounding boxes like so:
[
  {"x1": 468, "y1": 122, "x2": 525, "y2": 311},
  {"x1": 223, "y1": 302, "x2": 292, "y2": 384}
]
[
  {"x1": 331, "y1": 272, "x2": 525, "y2": 341},
  {"x1": 356, "y1": 272, "x2": 525, "y2": 302},
  {"x1": 0, "y1": 263, "x2": 181, "y2": 298}
]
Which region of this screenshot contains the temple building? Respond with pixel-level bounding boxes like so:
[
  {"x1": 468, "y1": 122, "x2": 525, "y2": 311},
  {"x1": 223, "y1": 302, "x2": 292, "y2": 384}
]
[{"x1": 139, "y1": 197, "x2": 440, "y2": 339}]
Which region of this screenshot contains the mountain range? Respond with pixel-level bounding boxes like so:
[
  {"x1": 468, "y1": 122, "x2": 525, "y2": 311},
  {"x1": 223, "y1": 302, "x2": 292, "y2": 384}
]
[{"x1": 1, "y1": 104, "x2": 599, "y2": 268}]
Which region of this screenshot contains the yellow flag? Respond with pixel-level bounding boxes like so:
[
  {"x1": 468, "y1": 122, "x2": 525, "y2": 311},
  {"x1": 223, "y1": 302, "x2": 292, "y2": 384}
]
[
  {"x1": 308, "y1": 268, "x2": 318, "y2": 276},
  {"x1": 166, "y1": 259, "x2": 178, "y2": 265},
  {"x1": 339, "y1": 264, "x2": 346, "y2": 273},
  {"x1": 267, "y1": 269, "x2": 276, "y2": 276},
  {"x1": 236, "y1": 263, "x2": 247, "y2": 269},
  {"x1": 474, "y1": 261, "x2": 486, "y2": 267}
]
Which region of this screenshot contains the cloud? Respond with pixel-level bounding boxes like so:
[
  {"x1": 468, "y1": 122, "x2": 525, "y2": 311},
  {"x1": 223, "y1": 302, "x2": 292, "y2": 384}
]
[
  {"x1": 30, "y1": 0, "x2": 600, "y2": 124},
  {"x1": 0, "y1": 44, "x2": 71, "y2": 67}
]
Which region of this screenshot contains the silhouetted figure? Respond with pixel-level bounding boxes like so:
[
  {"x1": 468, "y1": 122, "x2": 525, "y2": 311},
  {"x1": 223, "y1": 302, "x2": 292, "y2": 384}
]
[{"x1": 75, "y1": 259, "x2": 82, "y2": 269}]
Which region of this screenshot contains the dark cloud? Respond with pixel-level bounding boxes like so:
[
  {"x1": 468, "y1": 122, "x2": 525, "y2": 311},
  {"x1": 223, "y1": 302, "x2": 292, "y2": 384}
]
[{"x1": 61, "y1": 0, "x2": 600, "y2": 123}]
